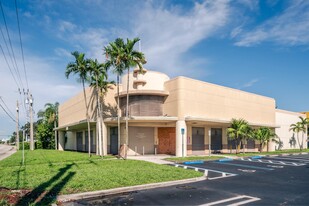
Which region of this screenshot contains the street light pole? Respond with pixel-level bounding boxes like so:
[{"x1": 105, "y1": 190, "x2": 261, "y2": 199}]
[
  {"x1": 16, "y1": 101, "x2": 19, "y2": 150},
  {"x1": 29, "y1": 94, "x2": 34, "y2": 150}
]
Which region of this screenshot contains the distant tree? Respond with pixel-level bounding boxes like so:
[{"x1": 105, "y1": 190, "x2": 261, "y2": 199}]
[
  {"x1": 37, "y1": 102, "x2": 59, "y2": 149},
  {"x1": 254, "y1": 127, "x2": 277, "y2": 152},
  {"x1": 298, "y1": 116, "x2": 309, "y2": 151},
  {"x1": 290, "y1": 117, "x2": 308, "y2": 151},
  {"x1": 66, "y1": 51, "x2": 92, "y2": 157},
  {"x1": 227, "y1": 118, "x2": 249, "y2": 154}
]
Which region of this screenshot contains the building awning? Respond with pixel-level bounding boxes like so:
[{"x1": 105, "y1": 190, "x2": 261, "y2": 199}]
[
  {"x1": 185, "y1": 116, "x2": 279, "y2": 128},
  {"x1": 104, "y1": 116, "x2": 178, "y2": 123},
  {"x1": 55, "y1": 119, "x2": 97, "y2": 131}
]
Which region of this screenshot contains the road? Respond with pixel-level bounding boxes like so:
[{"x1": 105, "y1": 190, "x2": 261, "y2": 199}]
[{"x1": 0, "y1": 144, "x2": 16, "y2": 161}]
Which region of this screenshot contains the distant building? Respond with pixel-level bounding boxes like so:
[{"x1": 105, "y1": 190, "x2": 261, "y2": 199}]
[{"x1": 55, "y1": 69, "x2": 307, "y2": 156}]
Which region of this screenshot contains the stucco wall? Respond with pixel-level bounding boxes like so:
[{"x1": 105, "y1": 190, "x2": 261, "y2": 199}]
[
  {"x1": 58, "y1": 86, "x2": 117, "y2": 127},
  {"x1": 164, "y1": 77, "x2": 276, "y2": 126},
  {"x1": 121, "y1": 70, "x2": 170, "y2": 92},
  {"x1": 275, "y1": 109, "x2": 307, "y2": 150}
]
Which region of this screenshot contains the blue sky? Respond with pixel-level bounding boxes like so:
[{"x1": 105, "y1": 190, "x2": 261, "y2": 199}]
[{"x1": 0, "y1": 0, "x2": 309, "y2": 139}]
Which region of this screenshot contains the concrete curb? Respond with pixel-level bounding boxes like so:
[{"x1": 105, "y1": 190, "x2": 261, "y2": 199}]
[{"x1": 57, "y1": 176, "x2": 207, "y2": 203}]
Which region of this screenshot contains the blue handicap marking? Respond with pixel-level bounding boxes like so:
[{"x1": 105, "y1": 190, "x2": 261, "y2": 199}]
[
  {"x1": 251, "y1": 156, "x2": 262, "y2": 159},
  {"x1": 183, "y1": 160, "x2": 204, "y2": 165},
  {"x1": 218, "y1": 158, "x2": 234, "y2": 162}
]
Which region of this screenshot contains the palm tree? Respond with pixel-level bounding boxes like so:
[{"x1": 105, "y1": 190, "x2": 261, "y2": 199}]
[
  {"x1": 227, "y1": 118, "x2": 249, "y2": 154},
  {"x1": 105, "y1": 38, "x2": 126, "y2": 158},
  {"x1": 88, "y1": 59, "x2": 115, "y2": 156},
  {"x1": 65, "y1": 51, "x2": 92, "y2": 157},
  {"x1": 242, "y1": 125, "x2": 253, "y2": 154},
  {"x1": 254, "y1": 127, "x2": 277, "y2": 152},
  {"x1": 44, "y1": 102, "x2": 59, "y2": 149},
  {"x1": 298, "y1": 116, "x2": 309, "y2": 151},
  {"x1": 104, "y1": 38, "x2": 146, "y2": 159},
  {"x1": 290, "y1": 120, "x2": 306, "y2": 151}
]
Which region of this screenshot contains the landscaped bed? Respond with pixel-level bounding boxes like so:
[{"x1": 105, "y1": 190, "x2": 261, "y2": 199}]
[{"x1": 0, "y1": 150, "x2": 202, "y2": 205}]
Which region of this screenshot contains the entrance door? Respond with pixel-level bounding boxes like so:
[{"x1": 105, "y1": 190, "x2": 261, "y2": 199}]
[
  {"x1": 110, "y1": 127, "x2": 118, "y2": 155},
  {"x1": 76, "y1": 132, "x2": 83, "y2": 151},
  {"x1": 158, "y1": 127, "x2": 176, "y2": 155},
  {"x1": 192, "y1": 127, "x2": 205, "y2": 152},
  {"x1": 211, "y1": 128, "x2": 222, "y2": 151}
]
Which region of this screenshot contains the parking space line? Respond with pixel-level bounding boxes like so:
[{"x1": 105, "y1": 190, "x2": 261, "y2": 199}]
[
  {"x1": 216, "y1": 162, "x2": 274, "y2": 170},
  {"x1": 199, "y1": 195, "x2": 261, "y2": 206},
  {"x1": 174, "y1": 164, "x2": 238, "y2": 180},
  {"x1": 266, "y1": 156, "x2": 309, "y2": 163},
  {"x1": 240, "y1": 158, "x2": 306, "y2": 166}
]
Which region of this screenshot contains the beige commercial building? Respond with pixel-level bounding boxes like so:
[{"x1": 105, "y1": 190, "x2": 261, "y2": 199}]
[{"x1": 56, "y1": 70, "x2": 307, "y2": 156}]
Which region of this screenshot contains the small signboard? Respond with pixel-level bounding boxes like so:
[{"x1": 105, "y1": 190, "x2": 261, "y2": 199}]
[{"x1": 181, "y1": 128, "x2": 185, "y2": 135}]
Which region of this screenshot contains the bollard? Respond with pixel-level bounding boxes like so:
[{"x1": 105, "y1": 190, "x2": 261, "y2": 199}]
[
  {"x1": 184, "y1": 166, "x2": 187, "y2": 169},
  {"x1": 195, "y1": 168, "x2": 198, "y2": 172},
  {"x1": 143, "y1": 146, "x2": 145, "y2": 155},
  {"x1": 155, "y1": 147, "x2": 157, "y2": 155},
  {"x1": 204, "y1": 170, "x2": 208, "y2": 177}
]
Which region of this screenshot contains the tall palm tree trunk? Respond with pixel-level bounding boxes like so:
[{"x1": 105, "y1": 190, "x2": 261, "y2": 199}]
[
  {"x1": 82, "y1": 80, "x2": 91, "y2": 157},
  {"x1": 125, "y1": 67, "x2": 130, "y2": 159},
  {"x1": 95, "y1": 76, "x2": 100, "y2": 156},
  {"x1": 117, "y1": 75, "x2": 121, "y2": 157}
]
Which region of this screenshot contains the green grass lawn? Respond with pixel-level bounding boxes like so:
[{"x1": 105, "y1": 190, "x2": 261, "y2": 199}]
[
  {"x1": 165, "y1": 155, "x2": 225, "y2": 163},
  {"x1": 0, "y1": 150, "x2": 202, "y2": 205}
]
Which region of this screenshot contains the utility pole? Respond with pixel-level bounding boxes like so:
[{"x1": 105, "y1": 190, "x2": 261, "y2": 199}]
[
  {"x1": 29, "y1": 93, "x2": 34, "y2": 150},
  {"x1": 16, "y1": 101, "x2": 19, "y2": 150}
]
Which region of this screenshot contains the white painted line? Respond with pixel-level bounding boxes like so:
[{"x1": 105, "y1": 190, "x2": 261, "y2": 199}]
[
  {"x1": 271, "y1": 156, "x2": 309, "y2": 162},
  {"x1": 228, "y1": 196, "x2": 261, "y2": 206},
  {"x1": 248, "y1": 159, "x2": 252, "y2": 161},
  {"x1": 200, "y1": 195, "x2": 260, "y2": 206},
  {"x1": 241, "y1": 158, "x2": 305, "y2": 166},
  {"x1": 258, "y1": 159, "x2": 262, "y2": 162},
  {"x1": 208, "y1": 174, "x2": 237, "y2": 180}
]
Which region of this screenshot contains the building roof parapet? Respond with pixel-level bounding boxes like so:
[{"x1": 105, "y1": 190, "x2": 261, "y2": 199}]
[{"x1": 115, "y1": 90, "x2": 169, "y2": 98}]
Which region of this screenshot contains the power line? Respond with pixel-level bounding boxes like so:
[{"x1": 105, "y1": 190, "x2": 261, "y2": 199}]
[
  {"x1": 0, "y1": 96, "x2": 15, "y2": 118},
  {"x1": 14, "y1": 0, "x2": 28, "y2": 90},
  {"x1": 0, "y1": 101, "x2": 16, "y2": 123},
  {"x1": 0, "y1": 0, "x2": 24, "y2": 89},
  {"x1": 0, "y1": 44, "x2": 20, "y2": 88}
]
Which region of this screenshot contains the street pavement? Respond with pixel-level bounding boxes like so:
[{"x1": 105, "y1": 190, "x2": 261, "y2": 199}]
[
  {"x1": 0, "y1": 144, "x2": 16, "y2": 161},
  {"x1": 64, "y1": 153, "x2": 309, "y2": 205}
]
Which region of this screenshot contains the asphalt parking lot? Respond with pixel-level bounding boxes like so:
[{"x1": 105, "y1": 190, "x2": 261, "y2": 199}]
[{"x1": 66, "y1": 153, "x2": 309, "y2": 205}]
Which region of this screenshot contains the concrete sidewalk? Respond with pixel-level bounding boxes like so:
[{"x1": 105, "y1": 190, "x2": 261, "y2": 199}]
[
  {"x1": 0, "y1": 144, "x2": 16, "y2": 161},
  {"x1": 127, "y1": 154, "x2": 174, "y2": 164}
]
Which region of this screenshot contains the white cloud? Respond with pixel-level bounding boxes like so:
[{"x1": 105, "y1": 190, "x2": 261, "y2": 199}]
[
  {"x1": 132, "y1": 0, "x2": 230, "y2": 78},
  {"x1": 58, "y1": 20, "x2": 77, "y2": 33},
  {"x1": 242, "y1": 78, "x2": 259, "y2": 88},
  {"x1": 234, "y1": 1, "x2": 309, "y2": 46}
]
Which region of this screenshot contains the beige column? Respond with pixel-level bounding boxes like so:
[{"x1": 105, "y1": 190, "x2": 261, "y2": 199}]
[
  {"x1": 176, "y1": 120, "x2": 187, "y2": 157},
  {"x1": 205, "y1": 127, "x2": 211, "y2": 154},
  {"x1": 222, "y1": 127, "x2": 228, "y2": 152},
  {"x1": 154, "y1": 127, "x2": 158, "y2": 154},
  {"x1": 58, "y1": 131, "x2": 65, "y2": 151},
  {"x1": 102, "y1": 122, "x2": 107, "y2": 156}
]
